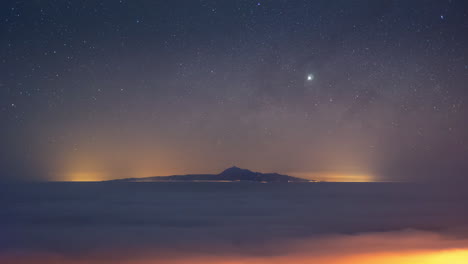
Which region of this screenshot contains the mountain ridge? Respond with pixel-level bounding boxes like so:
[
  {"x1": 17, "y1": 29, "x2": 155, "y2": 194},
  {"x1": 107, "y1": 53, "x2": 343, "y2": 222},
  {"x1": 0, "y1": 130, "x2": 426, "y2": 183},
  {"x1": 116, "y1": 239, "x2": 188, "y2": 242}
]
[{"x1": 107, "y1": 166, "x2": 313, "y2": 183}]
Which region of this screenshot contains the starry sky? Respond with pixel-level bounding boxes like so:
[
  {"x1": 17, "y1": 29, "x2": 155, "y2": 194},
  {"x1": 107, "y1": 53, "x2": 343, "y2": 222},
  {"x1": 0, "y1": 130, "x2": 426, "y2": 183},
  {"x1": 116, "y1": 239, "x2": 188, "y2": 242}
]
[{"x1": 1, "y1": 0, "x2": 467, "y2": 182}]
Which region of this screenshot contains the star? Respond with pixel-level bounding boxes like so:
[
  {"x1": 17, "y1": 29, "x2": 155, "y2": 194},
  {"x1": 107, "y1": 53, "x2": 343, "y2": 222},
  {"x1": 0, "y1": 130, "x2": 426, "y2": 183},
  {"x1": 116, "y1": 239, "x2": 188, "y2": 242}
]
[{"x1": 307, "y1": 74, "x2": 314, "y2": 81}]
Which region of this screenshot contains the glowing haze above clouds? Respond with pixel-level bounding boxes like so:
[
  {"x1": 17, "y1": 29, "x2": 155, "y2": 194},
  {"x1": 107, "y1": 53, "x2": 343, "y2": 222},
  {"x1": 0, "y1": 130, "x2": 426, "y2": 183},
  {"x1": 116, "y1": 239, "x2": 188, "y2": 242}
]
[
  {"x1": 2, "y1": 183, "x2": 468, "y2": 263},
  {"x1": 3, "y1": 230, "x2": 468, "y2": 264}
]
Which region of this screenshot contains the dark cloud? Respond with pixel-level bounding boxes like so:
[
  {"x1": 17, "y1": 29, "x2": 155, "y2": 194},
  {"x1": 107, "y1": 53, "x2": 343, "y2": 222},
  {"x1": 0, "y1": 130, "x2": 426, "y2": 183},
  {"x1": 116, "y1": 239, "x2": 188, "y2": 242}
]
[{"x1": 2, "y1": 182, "x2": 468, "y2": 255}]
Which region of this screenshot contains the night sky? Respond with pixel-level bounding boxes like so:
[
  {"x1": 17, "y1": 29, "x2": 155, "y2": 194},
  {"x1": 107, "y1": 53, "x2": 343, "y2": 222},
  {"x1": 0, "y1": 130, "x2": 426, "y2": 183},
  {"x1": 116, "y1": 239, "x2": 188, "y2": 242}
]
[{"x1": 1, "y1": 0, "x2": 467, "y2": 182}]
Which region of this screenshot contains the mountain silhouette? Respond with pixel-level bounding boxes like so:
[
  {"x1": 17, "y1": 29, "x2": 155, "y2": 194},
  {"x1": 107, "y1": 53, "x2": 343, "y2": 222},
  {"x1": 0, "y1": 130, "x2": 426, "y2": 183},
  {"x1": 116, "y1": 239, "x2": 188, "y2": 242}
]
[{"x1": 108, "y1": 166, "x2": 312, "y2": 183}]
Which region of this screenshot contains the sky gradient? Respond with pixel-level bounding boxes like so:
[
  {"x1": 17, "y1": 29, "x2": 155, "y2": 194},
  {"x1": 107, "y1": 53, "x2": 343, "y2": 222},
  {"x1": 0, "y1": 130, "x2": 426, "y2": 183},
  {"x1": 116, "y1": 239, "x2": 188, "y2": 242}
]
[{"x1": 1, "y1": 0, "x2": 468, "y2": 182}]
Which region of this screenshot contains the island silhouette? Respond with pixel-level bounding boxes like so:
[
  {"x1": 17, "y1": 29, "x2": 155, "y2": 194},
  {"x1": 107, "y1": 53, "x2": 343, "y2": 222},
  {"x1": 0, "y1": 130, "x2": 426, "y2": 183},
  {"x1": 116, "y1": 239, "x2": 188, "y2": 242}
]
[{"x1": 108, "y1": 166, "x2": 313, "y2": 183}]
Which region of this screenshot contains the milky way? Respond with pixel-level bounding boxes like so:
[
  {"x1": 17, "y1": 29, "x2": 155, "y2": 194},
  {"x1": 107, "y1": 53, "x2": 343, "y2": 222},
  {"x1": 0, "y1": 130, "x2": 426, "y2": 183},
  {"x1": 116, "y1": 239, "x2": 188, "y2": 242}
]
[{"x1": 1, "y1": 0, "x2": 467, "y2": 181}]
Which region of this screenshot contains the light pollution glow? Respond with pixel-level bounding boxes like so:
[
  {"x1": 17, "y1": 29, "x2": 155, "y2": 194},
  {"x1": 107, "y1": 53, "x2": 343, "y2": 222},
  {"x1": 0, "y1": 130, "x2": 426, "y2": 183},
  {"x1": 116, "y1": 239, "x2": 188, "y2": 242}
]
[
  {"x1": 42, "y1": 115, "x2": 380, "y2": 183},
  {"x1": 59, "y1": 171, "x2": 376, "y2": 182},
  {"x1": 3, "y1": 250, "x2": 468, "y2": 264},
  {"x1": 2, "y1": 231, "x2": 468, "y2": 264},
  {"x1": 292, "y1": 171, "x2": 376, "y2": 182},
  {"x1": 58, "y1": 159, "x2": 376, "y2": 182},
  {"x1": 64, "y1": 172, "x2": 107, "y2": 182}
]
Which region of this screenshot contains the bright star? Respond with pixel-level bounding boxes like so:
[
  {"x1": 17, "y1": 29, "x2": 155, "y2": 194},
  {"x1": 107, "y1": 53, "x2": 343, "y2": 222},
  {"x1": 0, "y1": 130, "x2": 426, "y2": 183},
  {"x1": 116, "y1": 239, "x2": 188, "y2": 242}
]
[{"x1": 307, "y1": 74, "x2": 314, "y2": 81}]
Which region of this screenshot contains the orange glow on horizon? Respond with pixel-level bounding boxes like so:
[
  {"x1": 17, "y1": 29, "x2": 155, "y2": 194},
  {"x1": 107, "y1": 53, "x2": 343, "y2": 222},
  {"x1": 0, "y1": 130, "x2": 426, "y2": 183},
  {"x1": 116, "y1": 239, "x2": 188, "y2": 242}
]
[
  {"x1": 3, "y1": 249, "x2": 468, "y2": 264},
  {"x1": 64, "y1": 172, "x2": 107, "y2": 182},
  {"x1": 56, "y1": 169, "x2": 377, "y2": 182},
  {"x1": 60, "y1": 169, "x2": 180, "y2": 182},
  {"x1": 293, "y1": 171, "x2": 376, "y2": 182},
  {"x1": 3, "y1": 230, "x2": 468, "y2": 264}
]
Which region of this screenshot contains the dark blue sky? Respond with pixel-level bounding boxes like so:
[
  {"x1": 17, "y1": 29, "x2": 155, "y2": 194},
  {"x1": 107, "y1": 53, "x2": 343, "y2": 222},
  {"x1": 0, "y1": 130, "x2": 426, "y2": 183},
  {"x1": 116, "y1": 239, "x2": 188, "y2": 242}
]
[{"x1": 1, "y1": 0, "x2": 467, "y2": 181}]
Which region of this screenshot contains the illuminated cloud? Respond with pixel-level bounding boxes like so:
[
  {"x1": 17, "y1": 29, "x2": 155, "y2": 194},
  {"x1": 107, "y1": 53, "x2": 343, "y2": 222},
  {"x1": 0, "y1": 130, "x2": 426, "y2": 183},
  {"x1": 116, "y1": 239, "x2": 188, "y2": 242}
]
[{"x1": 2, "y1": 231, "x2": 468, "y2": 264}]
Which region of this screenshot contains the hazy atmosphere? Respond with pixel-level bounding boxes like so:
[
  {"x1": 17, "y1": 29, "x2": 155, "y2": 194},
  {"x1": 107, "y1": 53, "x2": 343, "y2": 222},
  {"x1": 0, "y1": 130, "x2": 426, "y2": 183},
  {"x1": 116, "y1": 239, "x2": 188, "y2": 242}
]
[
  {"x1": 1, "y1": 0, "x2": 468, "y2": 182},
  {"x1": 1, "y1": 1, "x2": 468, "y2": 263}
]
